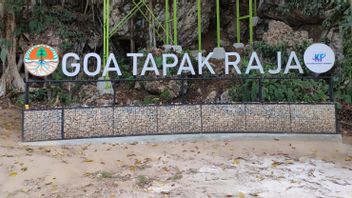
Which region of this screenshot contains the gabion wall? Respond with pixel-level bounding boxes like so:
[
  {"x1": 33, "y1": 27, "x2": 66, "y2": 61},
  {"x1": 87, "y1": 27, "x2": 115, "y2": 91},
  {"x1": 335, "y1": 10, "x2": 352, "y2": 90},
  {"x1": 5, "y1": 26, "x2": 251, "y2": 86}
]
[{"x1": 23, "y1": 104, "x2": 337, "y2": 142}]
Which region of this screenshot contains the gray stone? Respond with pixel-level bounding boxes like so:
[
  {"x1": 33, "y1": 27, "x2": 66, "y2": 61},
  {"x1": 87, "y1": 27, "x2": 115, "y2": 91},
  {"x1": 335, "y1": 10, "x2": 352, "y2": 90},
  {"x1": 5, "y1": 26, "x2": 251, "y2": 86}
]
[
  {"x1": 233, "y1": 43, "x2": 245, "y2": 49},
  {"x1": 163, "y1": 45, "x2": 173, "y2": 52},
  {"x1": 211, "y1": 47, "x2": 226, "y2": 60},
  {"x1": 134, "y1": 82, "x2": 142, "y2": 90},
  {"x1": 162, "y1": 45, "x2": 183, "y2": 54},
  {"x1": 172, "y1": 45, "x2": 183, "y2": 54},
  {"x1": 204, "y1": 91, "x2": 217, "y2": 103},
  {"x1": 220, "y1": 90, "x2": 231, "y2": 103},
  {"x1": 252, "y1": 16, "x2": 260, "y2": 27}
]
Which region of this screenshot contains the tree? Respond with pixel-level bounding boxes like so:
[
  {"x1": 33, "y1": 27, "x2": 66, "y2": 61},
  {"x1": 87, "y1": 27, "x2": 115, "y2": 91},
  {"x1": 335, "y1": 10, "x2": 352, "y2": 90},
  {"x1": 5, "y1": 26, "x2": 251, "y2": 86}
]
[
  {"x1": 36, "y1": 47, "x2": 47, "y2": 59},
  {"x1": 0, "y1": 0, "x2": 25, "y2": 97}
]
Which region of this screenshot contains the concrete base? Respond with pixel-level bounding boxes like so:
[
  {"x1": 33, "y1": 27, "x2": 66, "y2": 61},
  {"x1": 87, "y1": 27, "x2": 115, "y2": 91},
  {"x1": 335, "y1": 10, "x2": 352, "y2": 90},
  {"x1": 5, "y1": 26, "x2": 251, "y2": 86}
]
[
  {"x1": 20, "y1": 134, "x2": 342, "y2": 146},
  {"x1": 211, "y1": 47, "x2": 226, "y2": 60},
  {"x1": 97, "y1": 77, "x2": 114, "y2": 96},
  {"x1": 163, "y1": 45, "x2": 183, "y2": 54}
]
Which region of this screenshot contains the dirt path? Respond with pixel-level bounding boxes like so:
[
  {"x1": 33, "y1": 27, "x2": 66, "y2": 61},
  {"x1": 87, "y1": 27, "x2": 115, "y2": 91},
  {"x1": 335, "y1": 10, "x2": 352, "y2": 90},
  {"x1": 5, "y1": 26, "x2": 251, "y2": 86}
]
[{"x1": 1, "y1": 109, "x2": 352, "y2": 198}]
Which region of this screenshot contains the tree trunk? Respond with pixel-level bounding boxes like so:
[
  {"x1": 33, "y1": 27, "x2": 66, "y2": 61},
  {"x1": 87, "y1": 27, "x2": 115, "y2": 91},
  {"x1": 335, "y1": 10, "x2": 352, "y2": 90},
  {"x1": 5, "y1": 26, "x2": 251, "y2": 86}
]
[
  {"x1": 0, "y1": 8, "x2": 25, "y2": 97},
  {"x1": 130, "y1": 17, "x2": 135, "y2": 52},
  {"x1": 0, "y1": 1, "x2": 4, "y2": 18},
  {"x1": 147, "y1": 0, "x2": 156, "y2": 49}
]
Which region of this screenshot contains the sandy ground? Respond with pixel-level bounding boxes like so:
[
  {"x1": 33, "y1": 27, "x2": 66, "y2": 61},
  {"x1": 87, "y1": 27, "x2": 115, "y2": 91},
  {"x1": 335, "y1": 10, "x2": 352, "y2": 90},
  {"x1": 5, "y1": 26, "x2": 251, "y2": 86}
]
[{"x1": 1, "y1": 109, "x2": 352, "y2": 198}]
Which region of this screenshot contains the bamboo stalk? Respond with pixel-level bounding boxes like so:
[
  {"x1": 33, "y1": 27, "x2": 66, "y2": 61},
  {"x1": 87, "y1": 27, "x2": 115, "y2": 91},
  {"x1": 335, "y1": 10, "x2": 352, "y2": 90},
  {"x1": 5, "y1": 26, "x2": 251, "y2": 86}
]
[{"x1": 173, "y1": 0, "x2": 177, "y2": 45}]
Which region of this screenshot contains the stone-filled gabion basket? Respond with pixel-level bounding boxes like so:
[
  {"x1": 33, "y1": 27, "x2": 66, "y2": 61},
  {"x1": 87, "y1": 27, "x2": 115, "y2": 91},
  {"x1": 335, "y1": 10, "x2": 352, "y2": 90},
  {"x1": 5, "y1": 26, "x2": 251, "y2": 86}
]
[{"x1": 23, "y1": 104, "x2": 337, "y2": 142}]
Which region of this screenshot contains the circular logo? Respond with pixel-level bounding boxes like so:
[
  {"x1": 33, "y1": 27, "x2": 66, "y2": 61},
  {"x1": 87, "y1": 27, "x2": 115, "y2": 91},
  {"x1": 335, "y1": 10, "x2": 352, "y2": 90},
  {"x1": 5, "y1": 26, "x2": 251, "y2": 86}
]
[
  {"x1": 304, "y1": 43, "x2": 335, "y2": 74},
  {"x1": 24, "y1": 45, "x2": 59, "y2": 77}
]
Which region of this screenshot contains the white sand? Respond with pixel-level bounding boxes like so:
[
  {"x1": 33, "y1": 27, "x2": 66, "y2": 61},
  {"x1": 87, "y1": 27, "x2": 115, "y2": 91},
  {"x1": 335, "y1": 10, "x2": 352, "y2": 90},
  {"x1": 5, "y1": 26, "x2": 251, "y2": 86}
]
[{"x1": 1, "y1": 109, "x2": 352, "y2": 198}]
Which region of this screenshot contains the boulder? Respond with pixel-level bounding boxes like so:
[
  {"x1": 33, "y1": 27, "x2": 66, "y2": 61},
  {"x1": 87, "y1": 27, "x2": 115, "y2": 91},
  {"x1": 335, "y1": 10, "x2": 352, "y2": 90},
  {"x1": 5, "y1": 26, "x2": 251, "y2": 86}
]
[
  {"x1": 143, "y1": 80, "x2": 187, "y2": 99},
  {"x1": 204, "y1": 91, "x2": 217, "y2": 103},
  {"x1": 262, "y1": 20, "x2": 313, "y2": 47},
  {"x1": 220, "y1": 90, "x2": 231, "y2": 103}
]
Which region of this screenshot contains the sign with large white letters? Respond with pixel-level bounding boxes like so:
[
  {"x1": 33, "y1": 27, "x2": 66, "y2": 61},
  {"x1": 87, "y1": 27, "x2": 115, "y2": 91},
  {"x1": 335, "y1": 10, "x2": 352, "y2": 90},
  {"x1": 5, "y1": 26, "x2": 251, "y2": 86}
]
[{"x1": 25, "y1": 43, "x2": 335, "y2": 78}]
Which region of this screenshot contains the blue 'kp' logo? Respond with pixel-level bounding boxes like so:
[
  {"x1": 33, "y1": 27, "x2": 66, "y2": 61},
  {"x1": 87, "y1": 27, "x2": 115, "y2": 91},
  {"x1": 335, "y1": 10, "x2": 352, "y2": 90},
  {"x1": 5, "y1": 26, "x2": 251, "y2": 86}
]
[{"x1": 312, "y1": 53, "x2": 326, "y2": 62}]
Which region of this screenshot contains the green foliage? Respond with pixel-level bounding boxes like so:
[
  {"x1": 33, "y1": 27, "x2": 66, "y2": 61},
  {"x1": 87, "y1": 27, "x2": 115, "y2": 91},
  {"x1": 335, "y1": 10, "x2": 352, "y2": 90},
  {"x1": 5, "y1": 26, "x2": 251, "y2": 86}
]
[
  {"x1": 281, "y1": 1, "x2": 351, "y2": 105},
  {"x1": 136, "y1": 175, "x2": 151, "y2": 187},
  {"x1": 281, "y1": 0, "x2": 348, "y2": 17},
  {"x1": 57, "y1": 25, "x2": 85, "y2": 53},
  {"x1": 230, "y1": 41, "x2": 331, "y2": 103},
  {"x1": 12, "y1": 4, "x2": 82, "y2": 53},
  {"x1": 99, "y1": 171, "x2": 113, "y2": 179},
  {"x1": 264, "y1": 79, "x2": 329, "y2": 102},
  {"x1": 143, "y1": 96, "x2": 160, "y2": 105},
  {"x1": 26, "y1": 5, "x2": 76, "y2": 34},
  {"x1": 160, "y1": 89, "x2": 173, "y2": 102},
  {"x1": 4, "y1": 0, "x2": 25, "y2": 14},
  {"x1": 229, "y1": 79, "x2": 329, "y2": 103},
  {"x1": 253, "y1": 42, "x2": 288, "y2": 60},
  {"x1": 17, "y1": 88, "x2": 48, "y2": 106},
  {"x1": 334, "y1": 6, "x2": 352, "y2": 104}
]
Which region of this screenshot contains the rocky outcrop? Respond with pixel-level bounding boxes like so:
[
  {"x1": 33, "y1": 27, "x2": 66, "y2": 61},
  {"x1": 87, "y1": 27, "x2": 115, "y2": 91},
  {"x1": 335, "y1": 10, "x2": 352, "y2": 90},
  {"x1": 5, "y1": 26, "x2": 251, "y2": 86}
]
[
  {"x1": 143, "y1": 80, "x2": 187, "y2": 99},
  {"x1": 258, "y1": 0, "x2": 329, "y2": 26},
  {"x1": 262, "y1": 20, "x2": 313, "y2": 47},
  {"x1": 109, "y1": 0, "x2": 214, "y2": 47},
  {"x1": 324, "y1": 28, "x2": 344, "y2": 61}
]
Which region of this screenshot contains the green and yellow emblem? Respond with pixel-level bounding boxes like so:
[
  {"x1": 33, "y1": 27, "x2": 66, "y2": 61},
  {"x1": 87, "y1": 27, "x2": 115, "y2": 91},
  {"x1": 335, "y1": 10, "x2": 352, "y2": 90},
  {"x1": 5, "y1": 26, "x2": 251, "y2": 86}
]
[{"x1": 24, "y1": 45, "x2": 59, "y2": 77}]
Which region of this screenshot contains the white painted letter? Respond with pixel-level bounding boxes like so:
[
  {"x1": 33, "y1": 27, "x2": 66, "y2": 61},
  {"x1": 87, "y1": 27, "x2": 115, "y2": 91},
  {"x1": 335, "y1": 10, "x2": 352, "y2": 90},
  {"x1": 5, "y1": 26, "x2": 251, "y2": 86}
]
[
  {"x1": 269, "y1": 52, "x2": 282, "y2": 74},
  {"x1": 127, "y1": 53, "x2": 143, "y2": 76},
  {"x1": 62, "y1": 53, "x2": 80, "y2": 77},
  {"x1": 284, "y1": 51, "x2": 303, "y2": 74},
  {"x1": 177, "y1": 53, "x2": 195, "y2": 75},
  {"x1": 162, "y1": 54, "x2": 178, "y2": 76},
  {"x1": 103, "y1": 53, "x2": 122, "y2": 77},
  {"x1": 83, "y1": 53, "x2": 101, "y2": 77},
  {"x1": 245, "y1": 52, "x2": 264, "y2": 74},
  {"x1": 141, "y1": 53, "x2": 160, "y2": 76},
  {"x1": 198, "y1": 53, "x2": 215, "y2": 75},
  {"x1": 225, "y1": 52, "x2": 241, "y2": 74}
]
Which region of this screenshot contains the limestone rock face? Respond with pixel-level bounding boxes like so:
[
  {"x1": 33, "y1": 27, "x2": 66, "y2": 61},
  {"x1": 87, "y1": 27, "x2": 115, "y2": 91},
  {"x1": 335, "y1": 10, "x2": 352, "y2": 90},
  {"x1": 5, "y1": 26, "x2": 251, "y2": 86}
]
[
  {"x1": 258, "y1": 0, "x2": 329, "y2": 26},
  {"x1": 262, "y1": 20, "x2": 313, "y2": 47},
  {"x1": 324, "y1": 28, "x2": 344, "y2": 61}
]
